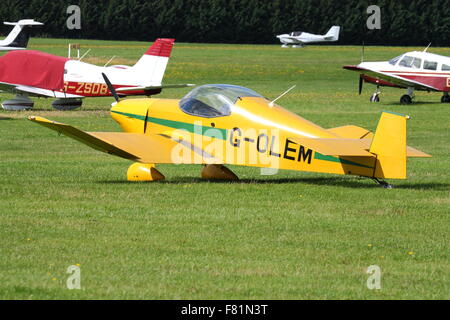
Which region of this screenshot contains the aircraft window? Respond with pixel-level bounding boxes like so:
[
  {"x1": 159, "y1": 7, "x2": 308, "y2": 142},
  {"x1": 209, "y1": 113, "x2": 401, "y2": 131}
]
[
  {"x1": 424, "y1": 60, "x2": 437, "y2": 70},
  {"x1": 179, "y1": 84, "x2": 263, "y2": 118},
  {"x1": 442, "y1": 64, "x2": 450, "y2": 71},
  {"x1": 389, "y1": 55, "x2": 402, "y2": 65},
  {"x1": 399, "y1": 56, "x2": 413, "y2": 67},
  {"x1": 411, "y1": 57, "x2": 422, "y2": 68},
  {"x1": 290, "y1": 31, "x2": 302, "y2": 37},
  {"x1": 399, "y1": 56, "x2": 422, "y2": 68}
]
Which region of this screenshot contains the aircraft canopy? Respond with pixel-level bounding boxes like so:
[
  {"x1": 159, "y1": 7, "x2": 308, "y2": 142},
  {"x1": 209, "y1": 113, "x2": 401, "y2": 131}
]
[{"x1": 179, "y1": 84, "x2": 263, "y2": 118}]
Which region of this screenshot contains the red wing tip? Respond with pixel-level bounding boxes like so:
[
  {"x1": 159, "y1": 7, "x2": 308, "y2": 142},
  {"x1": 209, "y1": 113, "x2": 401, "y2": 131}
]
[{"x1": 145, "y1": 38, "x2": 175, "y2": 57}]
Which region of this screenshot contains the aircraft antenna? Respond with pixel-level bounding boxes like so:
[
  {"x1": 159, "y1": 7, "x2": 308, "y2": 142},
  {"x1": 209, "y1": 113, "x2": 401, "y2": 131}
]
[
  {"x1": 104, "y1": 56, "x2": 116, "y2": 67},
  {"x1": 361, "y1": 41, "x2": 365, "y2": 63},
  {"x1": 269, "y1": 85, "x2": 296, "y2": 107},
  {"x1": 78, "y1": 49, "x2": 91, "y2": 61},
  {"x1": 423, "y1": 43, "x2": 431, "y2": 52}
]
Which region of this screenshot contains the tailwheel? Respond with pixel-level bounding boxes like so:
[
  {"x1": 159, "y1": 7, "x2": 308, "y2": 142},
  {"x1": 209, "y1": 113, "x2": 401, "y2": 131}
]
[
  {"x1": 127, "y1": 163, "x2": 165, "y2": 182},
  {"x1": 371, "y1": 178, "x2": 393, "y2": 189},
  {"x1": 400, "y1": 94, "x2": 412, "y2": 104},
  {"x1": 201, "y1": 164, "x2": 239, "y2": 181},
  {"x1": 441, "y1": 94, "x2": 450, "y2": 103}
]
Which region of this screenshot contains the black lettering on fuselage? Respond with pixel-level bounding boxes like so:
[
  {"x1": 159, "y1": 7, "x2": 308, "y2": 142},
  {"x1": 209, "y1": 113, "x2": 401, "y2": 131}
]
[
  {"x1": 283, "y1": 139, "x2": 297, "y2": 160},
  {"x1": 298, "y1": 146, "x2": 313, "y2": 164},
  {"x1": 230, "y1": 127, "x2": 241, "y2": 147},
  {"x1": 257, "y1": 134, "x2": 268, "y2": 153},
  {"x1": 269, "y1": 136, "x2": 281, "y2": 157},
  {"x1": 282, "y1": 138, "x2": 313, "y2": 164}
]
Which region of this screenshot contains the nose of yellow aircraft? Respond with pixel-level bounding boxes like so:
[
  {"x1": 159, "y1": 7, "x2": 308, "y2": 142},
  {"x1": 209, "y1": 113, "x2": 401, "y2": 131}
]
[{"x1": 110, "y1": 98, "x2": 150, "y2": 133}]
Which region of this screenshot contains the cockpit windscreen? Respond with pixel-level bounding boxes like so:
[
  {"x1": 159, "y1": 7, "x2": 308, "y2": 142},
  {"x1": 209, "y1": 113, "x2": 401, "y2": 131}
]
[{"x1": 179, "y1": 84, "x2": 263, "y2": 118}]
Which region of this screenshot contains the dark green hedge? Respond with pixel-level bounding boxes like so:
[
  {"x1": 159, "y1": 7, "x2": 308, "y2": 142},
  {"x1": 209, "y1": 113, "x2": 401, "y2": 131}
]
[{"x1": 1, "y1": 0, "x2": 449, "y2": 46}]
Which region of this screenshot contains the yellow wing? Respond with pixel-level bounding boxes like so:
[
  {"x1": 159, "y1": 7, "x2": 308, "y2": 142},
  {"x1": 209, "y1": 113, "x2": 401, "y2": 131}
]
[{"x1": 28, "y1": 116, "x2": 216, "y2": 164}]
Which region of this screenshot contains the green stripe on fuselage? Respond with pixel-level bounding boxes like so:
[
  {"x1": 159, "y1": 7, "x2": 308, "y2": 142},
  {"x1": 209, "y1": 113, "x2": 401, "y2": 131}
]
[
  {"x1": 111, "y1": 110, "x2": 227, "y2": 139},
  {"x1": 111, "y1": 110, "x2": 374, "y2": 169},
  {"x1": 314, "y1": 152, "x2": 373, "y2": 169}
]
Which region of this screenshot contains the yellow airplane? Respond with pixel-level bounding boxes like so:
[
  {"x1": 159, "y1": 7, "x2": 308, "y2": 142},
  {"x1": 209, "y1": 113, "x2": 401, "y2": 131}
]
[{"x1": 29, "y1": 75, "x2": 430, "y2": 188}]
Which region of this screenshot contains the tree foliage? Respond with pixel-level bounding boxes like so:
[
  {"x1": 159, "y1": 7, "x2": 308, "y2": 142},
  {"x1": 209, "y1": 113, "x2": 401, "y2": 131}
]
[{"x1": 0, "y1": 0, "x2": 448, "y2": 46}]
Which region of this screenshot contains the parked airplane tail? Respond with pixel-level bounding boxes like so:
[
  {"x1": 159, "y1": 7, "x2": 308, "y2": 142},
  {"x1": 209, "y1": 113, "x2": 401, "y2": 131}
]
[
  {"x1": 370, "y1": 112, "x2": 409, "y2": 179},
  {"x1": 0, "y1": 19, "x2": 43, "y2": 50},
  {"x1": 132, "y1": 38, "x2": 175, "y2": 86},
  {"x1": 324, "y1": 26, "x2": 340, "y2": 41}
]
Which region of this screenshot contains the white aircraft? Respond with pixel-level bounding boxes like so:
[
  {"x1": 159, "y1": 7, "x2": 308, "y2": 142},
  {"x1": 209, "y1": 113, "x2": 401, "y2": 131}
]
[
  {"x1": 344, "y1": 49, "x2": 450, "y2": 104},
  {"x1": 276, "y1": 26, "x2": 340, "y2": 48},
  {"x1": 0, "y1": 19, "x2": 43, "y2": 51}
]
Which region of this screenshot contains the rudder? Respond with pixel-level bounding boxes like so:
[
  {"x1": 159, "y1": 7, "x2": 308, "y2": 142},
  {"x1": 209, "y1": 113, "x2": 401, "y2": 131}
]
[
  {"x1": 132, "y1": 38, "x2": 175, "y2": 86},
  {"x1": 370, "y1": 111, "x2": 409, "y2": 179}
]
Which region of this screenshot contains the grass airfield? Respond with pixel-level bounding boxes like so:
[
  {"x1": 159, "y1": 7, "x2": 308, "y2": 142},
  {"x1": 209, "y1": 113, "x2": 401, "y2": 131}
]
[{"x1": 0, "y1": 38, "x2": 449, "y2": 299}]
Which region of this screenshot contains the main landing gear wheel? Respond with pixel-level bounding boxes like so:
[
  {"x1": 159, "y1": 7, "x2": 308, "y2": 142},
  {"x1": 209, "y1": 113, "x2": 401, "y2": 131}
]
[
  {"x1": 370, "y1": 94, "x2": 380, "y2": 102},
  {"x1": 441, "y1": 95, "x2": 450, "y2": 103},
  {"x1": 400, "y1": 95, "x2": 412, "y2": 104},
  {"x1": 1, "y1": 94, "x2": 34, "y2": 110}
]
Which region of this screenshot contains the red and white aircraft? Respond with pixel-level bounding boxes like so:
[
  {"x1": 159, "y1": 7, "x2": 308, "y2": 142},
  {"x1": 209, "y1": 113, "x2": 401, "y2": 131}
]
[
  {"x1": 344, "y1": 50, "x2": 450, "y2": 104},
  {"x1": 0, "y1": 38, "x2": 192, "y2": 110}
]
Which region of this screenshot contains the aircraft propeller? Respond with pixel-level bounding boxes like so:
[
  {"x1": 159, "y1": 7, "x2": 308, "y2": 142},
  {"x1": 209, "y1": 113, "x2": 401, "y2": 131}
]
[{"x1": 101, "y1": 73, "x2": 120, "y2": 102}]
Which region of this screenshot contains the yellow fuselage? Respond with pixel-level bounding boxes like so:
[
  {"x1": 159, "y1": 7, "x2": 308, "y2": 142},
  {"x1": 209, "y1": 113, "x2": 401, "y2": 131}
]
[{"x1": 110, "y1": 97, "x2": 377, "y2": 178}]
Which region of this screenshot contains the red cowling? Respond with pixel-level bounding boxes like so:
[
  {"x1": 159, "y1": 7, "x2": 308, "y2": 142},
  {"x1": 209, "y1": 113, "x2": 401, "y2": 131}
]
[{"x1": 0, "y1": 50, "x2": 68, "y2": 91}]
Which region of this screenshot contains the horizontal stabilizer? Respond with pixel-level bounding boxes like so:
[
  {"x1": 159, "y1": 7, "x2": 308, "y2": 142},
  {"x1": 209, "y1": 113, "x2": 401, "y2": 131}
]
[
  {"x1": 289, "y1": 137, "x2": 373, "y2": 156},
  {"x1": 406, "y1": 146, "x2": 431, "y2": 158},
  {"x1": 4, "y1": 19, "x2": 43, "y2": 26},
  {"x1": 290, "y1": 135, "x2": 430, "y2": 158},
  {"x1": 327, "y1": 125, "x2": 373, "y2": 139}
]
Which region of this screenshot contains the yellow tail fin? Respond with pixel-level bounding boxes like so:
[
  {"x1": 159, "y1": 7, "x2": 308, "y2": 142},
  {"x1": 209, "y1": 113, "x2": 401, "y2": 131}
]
[{"x1": 370, "y1": 111, "x2": 409, "y2": 179}]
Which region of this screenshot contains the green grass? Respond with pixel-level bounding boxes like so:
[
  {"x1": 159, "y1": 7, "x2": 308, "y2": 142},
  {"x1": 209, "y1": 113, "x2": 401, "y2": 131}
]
[{"x1": 0, "y1": 38, "x2": 449, "y2": 299}]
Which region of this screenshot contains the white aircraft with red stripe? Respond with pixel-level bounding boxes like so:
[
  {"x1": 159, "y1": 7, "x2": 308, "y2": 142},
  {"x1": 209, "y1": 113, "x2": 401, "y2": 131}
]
[
  {"x1": 0, "y1": 38, "x2": 192, "y2": 110},
  {"x1": 344, "y1": 50, "x2": 450, "y2": 104}
]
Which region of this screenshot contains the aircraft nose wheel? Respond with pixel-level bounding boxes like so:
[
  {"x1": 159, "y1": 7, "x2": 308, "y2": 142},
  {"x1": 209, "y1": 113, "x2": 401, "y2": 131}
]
[
  {"x1": 400, "y1": 95, "x2": 412, "y2": 104},
  {"x1": 441, "y1": 94, "x2": 450, "y2": 103},
  {"x1": 370, "y1": 93, "x2": 380, "y2": 102}
]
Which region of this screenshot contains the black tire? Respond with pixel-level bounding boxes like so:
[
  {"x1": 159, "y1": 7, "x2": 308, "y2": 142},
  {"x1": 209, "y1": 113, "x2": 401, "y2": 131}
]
[
  {"x1": 441, "y1": 95, "x2": 450, "y2": 103},
  {"x1": 370, "y1": 95, "x2": 380, "y2": 102},
  {"x1": 400, "y1": 95, "x2": 412, "y2": 104}
]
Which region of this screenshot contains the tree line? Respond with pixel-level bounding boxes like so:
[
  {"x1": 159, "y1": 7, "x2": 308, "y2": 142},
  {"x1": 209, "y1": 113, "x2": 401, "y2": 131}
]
[{"x1": 1, "y1": 0, "x2": 448, "y2": 46}]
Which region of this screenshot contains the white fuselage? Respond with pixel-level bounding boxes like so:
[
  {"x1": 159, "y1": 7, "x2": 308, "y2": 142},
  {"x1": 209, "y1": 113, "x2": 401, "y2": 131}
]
[
  {"x1": 357, "y1": 51, "x2": 450, "y2": 92},
  {"x1": 276, "y1": 26, "x2": 340, "y2": 46}
]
